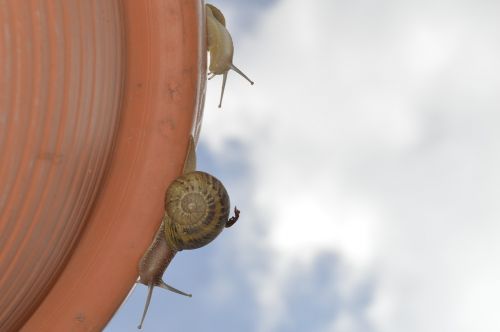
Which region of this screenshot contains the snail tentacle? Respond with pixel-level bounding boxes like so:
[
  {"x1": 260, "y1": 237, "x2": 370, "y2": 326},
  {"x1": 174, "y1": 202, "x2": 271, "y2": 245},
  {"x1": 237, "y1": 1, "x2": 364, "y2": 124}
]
[
  {"x1": 158, "y1": 280, "x2": 192, "y2": 297},
  {"x1": 137, "y1": 283, "x2": 154, "y2": 329}
]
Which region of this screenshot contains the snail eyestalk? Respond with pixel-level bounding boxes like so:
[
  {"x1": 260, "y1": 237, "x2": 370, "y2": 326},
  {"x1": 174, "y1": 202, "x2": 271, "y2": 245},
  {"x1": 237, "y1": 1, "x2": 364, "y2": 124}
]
[
  {"x1": 137, "y1": 284, "x2": 154, "y2": 329},
  {"x1": 136, "y1": 280, "x2": 191, "y2": 329},
  {"x1": 158, "y1": 280, "x2": 192, "y2": 297},
  {"x1": 230, "y1": 64, "x2": 254, "y2": 85}
]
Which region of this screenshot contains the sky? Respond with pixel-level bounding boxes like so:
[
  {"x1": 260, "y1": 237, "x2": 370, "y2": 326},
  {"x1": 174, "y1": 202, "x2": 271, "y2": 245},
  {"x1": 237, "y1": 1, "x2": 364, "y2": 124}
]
[{"x1": 107, "y1": 0, "x2": 500, "y2": 331}]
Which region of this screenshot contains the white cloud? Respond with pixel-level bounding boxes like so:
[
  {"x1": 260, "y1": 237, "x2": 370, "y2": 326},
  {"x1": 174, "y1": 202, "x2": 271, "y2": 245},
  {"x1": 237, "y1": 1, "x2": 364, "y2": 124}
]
[{"x1": 202, "y1": 0, "x2": 500, "y2": 331}]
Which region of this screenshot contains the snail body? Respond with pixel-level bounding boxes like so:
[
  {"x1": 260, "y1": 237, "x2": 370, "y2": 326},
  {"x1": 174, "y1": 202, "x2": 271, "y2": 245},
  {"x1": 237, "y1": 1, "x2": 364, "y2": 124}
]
[
  {"x1": 137, "y1": 171, "x2": 239, "y2": 329},
  {"x1": 206, "y1": 3, "x2": 254, "y2": 108}
]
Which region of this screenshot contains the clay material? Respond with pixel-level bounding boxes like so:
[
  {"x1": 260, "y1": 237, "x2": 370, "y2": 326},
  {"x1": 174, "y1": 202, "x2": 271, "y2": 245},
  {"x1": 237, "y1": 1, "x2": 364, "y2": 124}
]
[{"x1": 0, "y1": 0, "x2": 205, "y2": 331}]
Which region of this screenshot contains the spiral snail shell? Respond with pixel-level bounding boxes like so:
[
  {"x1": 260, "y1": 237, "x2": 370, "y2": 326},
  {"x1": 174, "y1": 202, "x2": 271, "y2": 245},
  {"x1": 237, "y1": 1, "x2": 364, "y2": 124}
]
[
  {"x1": 137, "y1": 171, "x2": 239, "y2": 329},
  {"x1": 164, "y1": 171, "x2": 231, "y2": 250}
]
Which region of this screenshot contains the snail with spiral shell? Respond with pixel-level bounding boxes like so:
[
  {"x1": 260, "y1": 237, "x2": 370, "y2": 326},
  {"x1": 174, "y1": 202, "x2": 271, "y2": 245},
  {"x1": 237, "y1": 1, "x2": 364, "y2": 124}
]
[{"x1": 136, "y1": 137, "x2": 240, "y2": 329}]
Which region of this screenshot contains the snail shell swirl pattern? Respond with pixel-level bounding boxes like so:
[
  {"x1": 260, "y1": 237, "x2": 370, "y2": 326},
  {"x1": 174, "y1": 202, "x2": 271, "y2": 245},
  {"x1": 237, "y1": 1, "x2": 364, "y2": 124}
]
[{"x1": 164, "y1": 171, "x2": 230, "y2": 250}]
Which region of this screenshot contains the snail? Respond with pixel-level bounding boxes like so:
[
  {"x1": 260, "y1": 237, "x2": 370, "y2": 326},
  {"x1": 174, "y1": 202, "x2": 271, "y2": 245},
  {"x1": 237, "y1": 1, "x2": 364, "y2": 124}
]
[
  {"x1": 136, "y1": 138, "x2": 240, "y2": 329},
  {"x1": 206, "y1": 3, "x2": 254, "y2": 108}
]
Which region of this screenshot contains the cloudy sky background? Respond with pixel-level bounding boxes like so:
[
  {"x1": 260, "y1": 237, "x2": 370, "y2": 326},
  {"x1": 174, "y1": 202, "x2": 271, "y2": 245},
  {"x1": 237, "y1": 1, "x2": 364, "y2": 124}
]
[{"x1": 107, "y1": 0, "x2": 500, "y2": 331}]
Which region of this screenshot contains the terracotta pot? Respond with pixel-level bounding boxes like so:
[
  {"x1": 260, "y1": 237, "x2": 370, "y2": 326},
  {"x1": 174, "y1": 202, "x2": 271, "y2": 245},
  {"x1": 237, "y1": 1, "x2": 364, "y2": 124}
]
[{"x1": 0, "y1": 0, "x2": 206, "y2": 331}]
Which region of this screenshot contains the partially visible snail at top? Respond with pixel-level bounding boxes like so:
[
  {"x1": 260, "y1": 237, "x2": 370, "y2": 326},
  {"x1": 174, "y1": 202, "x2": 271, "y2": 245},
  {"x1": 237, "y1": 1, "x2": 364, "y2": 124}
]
[
  {"x1": 136, "y1": 136, "x2": 240, "y2": 329},
  {"x1": 206, "y1": 3, "x2": 254, "y2": 108}
]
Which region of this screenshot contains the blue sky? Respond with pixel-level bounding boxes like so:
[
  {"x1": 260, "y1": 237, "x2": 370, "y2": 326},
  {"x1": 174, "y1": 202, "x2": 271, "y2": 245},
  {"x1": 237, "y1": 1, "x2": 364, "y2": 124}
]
[{"x1": 107, "y1": 0, "x2": 500, "y2": 331}]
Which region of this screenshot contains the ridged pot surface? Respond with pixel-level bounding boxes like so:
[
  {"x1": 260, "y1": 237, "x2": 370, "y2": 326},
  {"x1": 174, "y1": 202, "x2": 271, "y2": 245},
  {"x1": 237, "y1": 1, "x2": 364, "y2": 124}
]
[{"x1": 0, "y1": 0, "x2": 205, "y2": 331}]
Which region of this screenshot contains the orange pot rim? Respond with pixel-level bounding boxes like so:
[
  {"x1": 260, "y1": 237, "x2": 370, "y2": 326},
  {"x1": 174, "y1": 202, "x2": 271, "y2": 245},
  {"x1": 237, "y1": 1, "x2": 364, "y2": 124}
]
[{"x1": 20, "y1": 1, "x2": 206, "y2": 330}]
